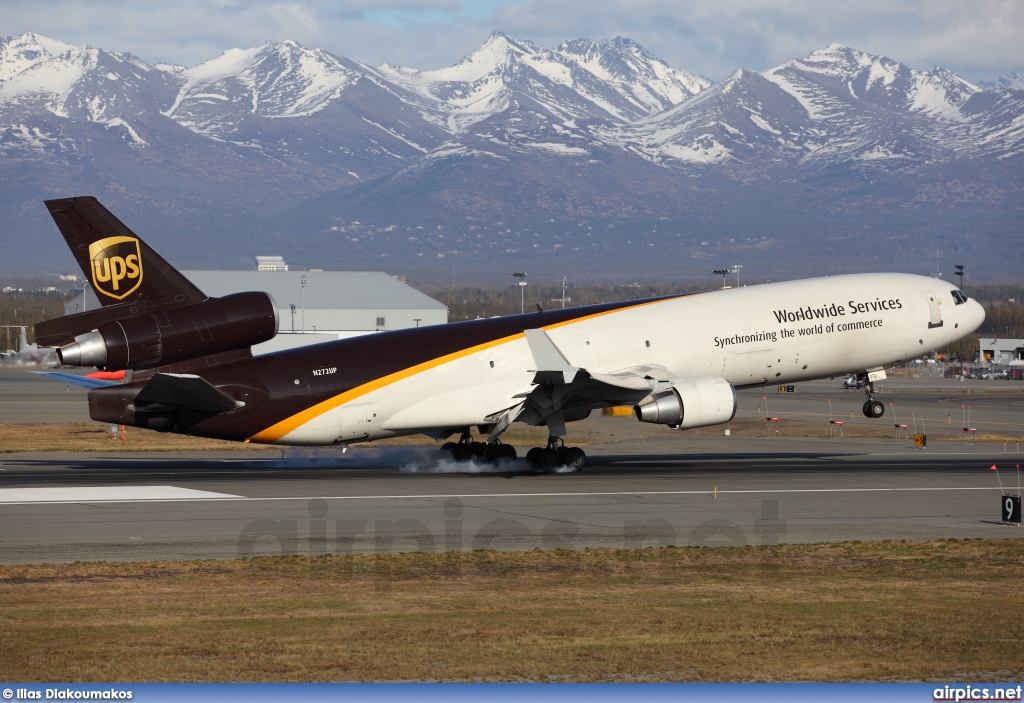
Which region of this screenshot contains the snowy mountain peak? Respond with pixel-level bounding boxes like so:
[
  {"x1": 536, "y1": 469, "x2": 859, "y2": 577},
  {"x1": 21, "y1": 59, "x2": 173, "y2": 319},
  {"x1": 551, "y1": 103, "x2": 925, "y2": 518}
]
[
  {"x1": 0, "y1": 32, "x2": 74, "y2": 81},
  {"x1": 167, "y1": 39, "x2": 358, "y2": 126}
]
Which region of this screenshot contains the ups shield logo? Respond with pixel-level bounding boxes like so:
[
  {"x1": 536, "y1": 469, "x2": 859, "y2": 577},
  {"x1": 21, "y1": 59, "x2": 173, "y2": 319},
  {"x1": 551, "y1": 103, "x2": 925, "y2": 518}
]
[{"x1": 89, "y1": 236, "x2": 143, "y2": 300}]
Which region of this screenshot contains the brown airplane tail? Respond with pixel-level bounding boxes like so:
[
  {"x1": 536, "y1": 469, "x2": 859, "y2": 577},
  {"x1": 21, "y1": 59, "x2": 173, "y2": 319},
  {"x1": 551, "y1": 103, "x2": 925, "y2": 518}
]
[{"x1": 44, "y1": 196, "x2": 207, "y2": 309}]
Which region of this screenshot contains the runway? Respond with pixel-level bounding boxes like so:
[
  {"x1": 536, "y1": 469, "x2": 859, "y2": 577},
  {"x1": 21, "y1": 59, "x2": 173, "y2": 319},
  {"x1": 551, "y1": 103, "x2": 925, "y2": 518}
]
[
  {"x1": 1, "y1": 443, "x2": 1021, "y2": 564},
  {"x1": 2, "y1": 368, "x2": 1022, "y2": 564}
]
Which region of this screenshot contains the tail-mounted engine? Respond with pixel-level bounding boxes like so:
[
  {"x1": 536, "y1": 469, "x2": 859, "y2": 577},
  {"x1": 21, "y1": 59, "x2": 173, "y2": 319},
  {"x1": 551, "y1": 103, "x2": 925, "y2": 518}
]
[
  {"x1": 54, "y1": 292, "x2": 278, "y2": 371},
  {"x1": 633, "y1": 377, "x2": 737, "y2": 429}
]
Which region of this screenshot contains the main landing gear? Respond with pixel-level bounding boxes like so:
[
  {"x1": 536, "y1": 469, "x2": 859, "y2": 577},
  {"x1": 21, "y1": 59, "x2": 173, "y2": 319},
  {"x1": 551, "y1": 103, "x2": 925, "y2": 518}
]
[
  {"x1": 440, "y1": 430, "x2": 517, "y2": 464},
  {"x1": 861, "y1": 380, "x2": 885, "y2": 419},
  {"x1": 526, "y1": 437, "x2": 586, "y2": 471}
]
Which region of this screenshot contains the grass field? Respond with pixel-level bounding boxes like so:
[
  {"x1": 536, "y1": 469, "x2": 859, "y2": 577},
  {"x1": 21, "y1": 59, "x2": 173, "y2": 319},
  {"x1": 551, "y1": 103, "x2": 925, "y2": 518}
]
[{"x1": 2, "y1": 540, "x2": 1022, "y2": 682}]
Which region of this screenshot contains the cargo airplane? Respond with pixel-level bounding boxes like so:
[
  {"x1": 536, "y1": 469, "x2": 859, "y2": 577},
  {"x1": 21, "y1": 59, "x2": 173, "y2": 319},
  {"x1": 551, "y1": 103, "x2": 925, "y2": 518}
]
[{"x1": 36, "y1": 197, "x2": 985, "y2": 469}]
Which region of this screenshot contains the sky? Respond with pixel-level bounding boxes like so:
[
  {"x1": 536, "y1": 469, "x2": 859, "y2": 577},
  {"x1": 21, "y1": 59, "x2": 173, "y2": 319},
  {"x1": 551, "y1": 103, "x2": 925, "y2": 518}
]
[{"x1": 2, "y1": 0, "x2": 1023, "y2": 82}]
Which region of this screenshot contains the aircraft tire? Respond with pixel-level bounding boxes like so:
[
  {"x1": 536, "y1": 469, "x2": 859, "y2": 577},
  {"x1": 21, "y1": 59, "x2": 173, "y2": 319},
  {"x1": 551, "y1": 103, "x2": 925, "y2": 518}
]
[
  {"x1": 453, "y1": 444, "x2": 472, "y2": 462},
  {"x1": 526, "y1": 447, "x2": 541, "y2": 466},
  {"x1": 562, "y1": 447, "x2": 586, "y2": 471},
  {"x1": 484, "y1": 444, "x2": 500, "y2": 463},
  {"x1": 439, "y1": 442, "x2": 456, "y2": 455},
  {"x1": 499, "y1": 444, "x2": 517, "y2": 461},
  {"x1": 539, "y1": 448, "x2": 560, "y2": 469},
  {"x1": 867, "y1": 400, "x2": 885, "y2": 418}
]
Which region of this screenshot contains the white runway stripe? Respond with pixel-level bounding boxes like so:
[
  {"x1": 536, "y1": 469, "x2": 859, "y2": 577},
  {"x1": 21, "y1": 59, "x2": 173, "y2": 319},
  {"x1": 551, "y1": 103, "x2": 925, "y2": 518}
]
[
  {"x1": 0, "y1": 486, "x2": 242, "y2": 504},
  {"x1": 0, "y1": 485, "x2": 1001, "y2": 505}
]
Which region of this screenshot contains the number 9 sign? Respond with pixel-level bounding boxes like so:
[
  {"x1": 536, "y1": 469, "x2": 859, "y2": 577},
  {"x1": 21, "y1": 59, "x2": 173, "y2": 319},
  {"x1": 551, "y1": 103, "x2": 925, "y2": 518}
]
[{"x1": 1003, "y1": 495, "x2": 1022, "y2": 524}]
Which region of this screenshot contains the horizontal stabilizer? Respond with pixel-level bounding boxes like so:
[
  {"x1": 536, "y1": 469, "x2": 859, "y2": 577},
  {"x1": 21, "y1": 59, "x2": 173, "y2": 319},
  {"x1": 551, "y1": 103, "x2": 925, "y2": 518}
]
[
  {"x1": 33, "y1": 371, "x2": 121, "y2": 390},
  {"x1": 136, "y1": 373, "x2": 244, "y2": 414}
]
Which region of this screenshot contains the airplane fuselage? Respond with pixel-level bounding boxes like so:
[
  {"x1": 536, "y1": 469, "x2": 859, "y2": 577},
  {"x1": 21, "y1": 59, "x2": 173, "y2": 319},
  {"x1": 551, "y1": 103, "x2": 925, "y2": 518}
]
[{"x1": 89, "y1": 272, "x2": 983, "y2": 446}]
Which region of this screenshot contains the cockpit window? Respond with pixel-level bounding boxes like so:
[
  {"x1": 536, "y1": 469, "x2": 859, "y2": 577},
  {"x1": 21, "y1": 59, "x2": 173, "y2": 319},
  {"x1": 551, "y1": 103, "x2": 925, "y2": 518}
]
[{"x1": 951, "y1": 289, "x2": 969, "y2": 305}]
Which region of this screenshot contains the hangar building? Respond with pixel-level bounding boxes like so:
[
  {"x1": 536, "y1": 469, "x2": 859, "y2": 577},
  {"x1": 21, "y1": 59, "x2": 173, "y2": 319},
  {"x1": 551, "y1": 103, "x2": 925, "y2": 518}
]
[
  {"x1": 65, "y1": 269, "x2": 448, "y2": 355},
  {"x1": 977, "y1": 338, "x2": 1024, "y2": 365}
]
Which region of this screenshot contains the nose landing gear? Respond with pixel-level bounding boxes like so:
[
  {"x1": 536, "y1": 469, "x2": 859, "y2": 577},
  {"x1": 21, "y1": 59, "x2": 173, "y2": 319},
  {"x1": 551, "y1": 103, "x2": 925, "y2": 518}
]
[{"x1": 860, "y1": 377, "x2": 885, "y2": 418}]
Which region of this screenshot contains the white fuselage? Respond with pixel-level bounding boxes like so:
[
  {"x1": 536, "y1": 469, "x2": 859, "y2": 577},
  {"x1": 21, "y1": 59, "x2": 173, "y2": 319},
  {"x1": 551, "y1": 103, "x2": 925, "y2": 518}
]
[{"x1": 262, "y1": 273, "x2": 985, "y2": 445}]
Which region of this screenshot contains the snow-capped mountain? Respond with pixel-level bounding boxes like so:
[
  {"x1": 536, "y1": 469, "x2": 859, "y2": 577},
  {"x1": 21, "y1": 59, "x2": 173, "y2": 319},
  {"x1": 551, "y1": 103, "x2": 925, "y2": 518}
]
[
  {"x1": 0, "y1": 32, "x2": 1021, "y2": 278},
  {"x1": 160, "y1": 40, "x2": 449, "y2": 169},
  {"x1": 0, "y1": 34, "x2": 180, "y2": 149},
  {"x1": 979, "y1": 72, "x2": 1024, "y2": 91},
  {"x1": 618, "y1": 44, "x2": 992, "y2": 169},
  {"x1": 377, "y1": 32, "x2": 710, "y2": 132}
]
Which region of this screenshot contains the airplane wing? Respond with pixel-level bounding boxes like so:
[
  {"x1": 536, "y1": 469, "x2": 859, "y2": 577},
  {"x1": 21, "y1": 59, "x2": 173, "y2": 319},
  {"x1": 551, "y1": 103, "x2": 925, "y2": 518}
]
[
  {"x1": 514, "y1": 328, "x2": 657, "y2": 435},
  {"x1": 33, "y1": 371, "x2": 121, "y2": 389}
]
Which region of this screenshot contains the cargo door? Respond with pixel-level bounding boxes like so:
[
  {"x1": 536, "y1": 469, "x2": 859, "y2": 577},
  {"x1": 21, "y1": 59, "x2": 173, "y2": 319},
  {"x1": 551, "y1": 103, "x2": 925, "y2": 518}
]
[{"x1": 925, "y1": 292, "x2": 944, "y2": 329}]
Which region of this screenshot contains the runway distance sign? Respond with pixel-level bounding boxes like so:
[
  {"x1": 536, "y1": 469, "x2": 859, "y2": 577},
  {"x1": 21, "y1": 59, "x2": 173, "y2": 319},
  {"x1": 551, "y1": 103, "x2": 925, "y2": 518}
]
[{"x1": 1002, "y1": 494, "x2": 1021, "y2": 525}]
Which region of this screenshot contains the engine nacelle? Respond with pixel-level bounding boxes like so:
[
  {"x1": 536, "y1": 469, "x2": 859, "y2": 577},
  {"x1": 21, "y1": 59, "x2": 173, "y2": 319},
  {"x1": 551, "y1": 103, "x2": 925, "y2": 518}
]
[
  {"x1": 56, "y1": 292, "x2": 278, "y2": 371},
  {"x1": 633, "y1": 377, "x2": 737, "y2": 429}
]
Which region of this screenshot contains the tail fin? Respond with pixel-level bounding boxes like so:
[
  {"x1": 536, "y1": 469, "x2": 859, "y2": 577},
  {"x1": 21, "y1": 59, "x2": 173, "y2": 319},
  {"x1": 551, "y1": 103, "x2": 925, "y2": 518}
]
[
  {"x1": 19, "y1": 326, "x2": 29, "y2": 352},
  {"x1": 45, "y1": 197, "x2": 206, "y2": 308}
]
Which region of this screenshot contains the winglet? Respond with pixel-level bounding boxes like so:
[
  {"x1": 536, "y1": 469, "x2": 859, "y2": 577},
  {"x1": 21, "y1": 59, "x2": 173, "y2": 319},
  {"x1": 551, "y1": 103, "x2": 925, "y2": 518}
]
[{"x1": 524, "y1": 328, "x2": 579, "y2": 384}]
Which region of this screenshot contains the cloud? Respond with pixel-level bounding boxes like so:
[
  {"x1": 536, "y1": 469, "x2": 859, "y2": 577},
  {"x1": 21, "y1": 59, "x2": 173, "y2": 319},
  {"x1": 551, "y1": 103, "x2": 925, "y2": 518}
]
[{"x1": 2, "y1": 0, "x2": 1021, "y2": 80}]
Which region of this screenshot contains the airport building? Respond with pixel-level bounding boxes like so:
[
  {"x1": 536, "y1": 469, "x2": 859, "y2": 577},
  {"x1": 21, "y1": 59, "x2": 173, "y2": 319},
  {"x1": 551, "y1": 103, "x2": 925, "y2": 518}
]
[
  {"x1": 65, "y1": 267, "x2": 448, "y2": 355},
  {"x1": 977, "y1": 338, "x2": 1024, "y2": 365}
]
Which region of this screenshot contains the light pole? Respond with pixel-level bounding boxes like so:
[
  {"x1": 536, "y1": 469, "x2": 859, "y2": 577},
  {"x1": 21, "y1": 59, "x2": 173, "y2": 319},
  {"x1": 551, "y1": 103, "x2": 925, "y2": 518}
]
[
  {"x1": 954, "y1": 264, "x2": 964, "y2": 290},
  {"x1": 711, "y1": 268, "x2": 729, "y2": 289},
  {"x1": 731, "y1": 264, "x2": 743, "y2": 288},
  {"x1": 413, "y1": 318, "x2": 421, "y2": 328},
  {"x1": 511, "y1": 272, "x2": 527, "y2": 314},
  {"x1": 561, "y1": 276, "x2": 567, "y2": 309},
  {"x1": 300, "y1": 275, "x2": 307, "y2": 332},
  {"x1": 290, "y1": 304, "x2": 296, "y2": 332}
]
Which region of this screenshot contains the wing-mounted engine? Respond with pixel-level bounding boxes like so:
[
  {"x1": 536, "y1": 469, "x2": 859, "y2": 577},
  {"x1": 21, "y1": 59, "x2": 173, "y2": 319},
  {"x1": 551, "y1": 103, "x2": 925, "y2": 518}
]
[
  {"x1": 633, "y1": 377, "x2": 737, "y2": 429},
  {"x1": 47, "y1": 292, "x2": 278, "y2": 371}
]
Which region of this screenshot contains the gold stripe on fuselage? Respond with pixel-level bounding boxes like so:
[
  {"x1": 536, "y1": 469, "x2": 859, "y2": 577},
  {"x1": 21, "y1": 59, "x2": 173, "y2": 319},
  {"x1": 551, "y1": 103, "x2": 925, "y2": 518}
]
[{"x1": 247, "y1": 295, "x2": 688, "y2": 443}]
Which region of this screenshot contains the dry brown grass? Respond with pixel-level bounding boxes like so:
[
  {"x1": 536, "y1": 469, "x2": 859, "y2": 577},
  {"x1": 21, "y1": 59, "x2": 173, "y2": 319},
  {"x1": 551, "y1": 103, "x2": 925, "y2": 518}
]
[
  {"x1": 0, "y1": 423, "x2": 275, "y2": 453},
  {"x1": 2, "y1": 540, "x2": 1022, "y2": 682}
]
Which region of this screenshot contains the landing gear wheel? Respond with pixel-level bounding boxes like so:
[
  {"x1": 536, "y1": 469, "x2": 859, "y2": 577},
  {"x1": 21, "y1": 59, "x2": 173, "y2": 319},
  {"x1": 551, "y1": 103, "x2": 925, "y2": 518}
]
[
  {"x1": 439, "y1": 442, "x2": 455, "y2": 455},
  {"x1": 862, "y1": 400, "x2": 871, "y2": 418},
  {"x1": 452, "y1": 443, "x2": 472, "y2": 462},
  {"x1": 538, "y1": 447, "x2": 560, "y2": 469},
  {"x1": 470, "y1": 441, "x2": 487, "y2": 459},
  {"x1": 526, "y1": 447, "x2": 541, "y2": 466},
  {"x1": 484, "y1": 443, "x2": 500, "y2": 463},
  {"x1": 866, "y1": 400, "x2": 885, "y2": 418},
  {"x1": 561, "y1": 447, "x2": 586, "y2": 471},
  {"x1": 498, "y1": 444, "x2": 517, "y2": 461}
]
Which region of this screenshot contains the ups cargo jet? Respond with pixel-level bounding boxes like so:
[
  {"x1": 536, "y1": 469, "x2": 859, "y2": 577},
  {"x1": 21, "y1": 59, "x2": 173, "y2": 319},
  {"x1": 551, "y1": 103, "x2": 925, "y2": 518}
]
[{"x1": 36, "y1": 197, "x2": 985, "y2": 469}]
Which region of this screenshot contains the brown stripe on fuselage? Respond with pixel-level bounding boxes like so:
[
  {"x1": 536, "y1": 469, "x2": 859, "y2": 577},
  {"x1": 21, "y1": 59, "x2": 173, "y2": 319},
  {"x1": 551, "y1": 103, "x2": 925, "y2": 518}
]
[{"x1": 183, "y1": 292, "x2": 695, "y2": 443}]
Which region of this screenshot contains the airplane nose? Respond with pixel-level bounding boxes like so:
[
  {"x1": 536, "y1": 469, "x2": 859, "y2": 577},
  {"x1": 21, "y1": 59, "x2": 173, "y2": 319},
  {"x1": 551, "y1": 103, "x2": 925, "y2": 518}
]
[{"x1": 967, "y1": 299, "x2": 986, "y2": 333}]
